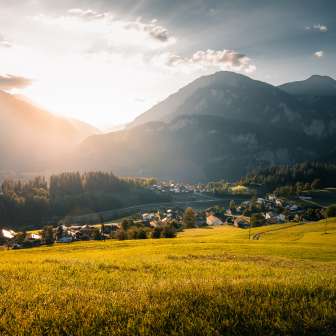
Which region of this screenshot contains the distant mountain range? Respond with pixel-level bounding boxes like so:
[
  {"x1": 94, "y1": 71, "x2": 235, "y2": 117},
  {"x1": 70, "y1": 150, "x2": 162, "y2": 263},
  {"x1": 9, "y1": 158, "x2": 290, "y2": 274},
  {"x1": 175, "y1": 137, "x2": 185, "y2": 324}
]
[
  {"x1": 0, "y1": 90, "x2": 99, "y2": 172},
  {"x1": 2, "y1": 71, "x2": 336, "y2": 181},
  {"x1": 72, "y1": 72, "x2": 336, "y2": 181},
  {"x1": 279, "y1": 75, "x2": 336, "y2": 96}
]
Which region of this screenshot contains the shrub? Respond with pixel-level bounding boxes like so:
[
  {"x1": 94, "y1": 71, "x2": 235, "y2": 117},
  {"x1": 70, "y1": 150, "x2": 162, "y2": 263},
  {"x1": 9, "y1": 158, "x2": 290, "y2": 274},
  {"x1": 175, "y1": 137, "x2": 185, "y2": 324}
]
[
  {"x1": 116, "y1": 229, "x2": 128, "y2": 240},
  {"x1": 162, "y1": 225, "x2": 176, "y2": 238},
  {"x1": 137, "y1": 229, "x2": 147, "y2": 239},
  {"x1": 151, "y1": 227, "x2": 162, "y2": 239},
  {"x1": 127, "y1": 228, "x2": 138, "y2": 240},
  {"x1": 183, "y1": 207, "x2": 196, "y2": 228},
  {"x1": 325, "y1": 204, "x2": 336, "y2": 218},
  {"x1": 42, "y1": 225, "x2": 54, "y2": 245}
]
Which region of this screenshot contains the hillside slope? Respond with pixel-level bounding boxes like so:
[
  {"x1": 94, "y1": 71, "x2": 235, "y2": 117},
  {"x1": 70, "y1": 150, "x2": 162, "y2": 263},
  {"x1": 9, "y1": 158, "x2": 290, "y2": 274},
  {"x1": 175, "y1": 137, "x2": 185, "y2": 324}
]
[
  {"x1": 0, "y1": 90, "x2": 98, "y2": 171},
  {"x1": 130, "y1": 71, "x2": 309, "y2": 131},
  {"x1": 75, "y1": 114, "x2": 322, "y2": 181},
  {"x1": 0, "y1": 222, "x2": 335, "y2": 335},
  {"x1": 74, "y1": 72, "x2": 336, "y2": 181},
  {"x1": 279, "y1": 75, "x2": 336, "y2": 96}
]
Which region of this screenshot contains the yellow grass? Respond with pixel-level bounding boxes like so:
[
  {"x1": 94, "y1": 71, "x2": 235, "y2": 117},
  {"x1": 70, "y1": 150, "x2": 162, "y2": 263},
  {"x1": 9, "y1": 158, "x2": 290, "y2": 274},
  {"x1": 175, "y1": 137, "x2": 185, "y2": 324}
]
[{"x1": 0, "y1": 220, "x2": 336, "y2": 335}]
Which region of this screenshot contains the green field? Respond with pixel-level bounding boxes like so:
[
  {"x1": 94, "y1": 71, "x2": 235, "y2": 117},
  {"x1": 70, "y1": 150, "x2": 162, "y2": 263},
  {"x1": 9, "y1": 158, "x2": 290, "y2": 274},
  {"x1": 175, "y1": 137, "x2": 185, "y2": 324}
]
[{"x1": 1, "y1": 221, "x2": 336, "y2": 335}]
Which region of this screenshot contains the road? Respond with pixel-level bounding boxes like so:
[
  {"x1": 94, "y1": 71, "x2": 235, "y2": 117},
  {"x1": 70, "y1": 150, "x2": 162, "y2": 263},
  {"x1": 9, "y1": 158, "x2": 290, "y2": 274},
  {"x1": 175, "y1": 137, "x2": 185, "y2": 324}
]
[{"x1": 64, "y1": 193, "x2": 250, "y2": 224}]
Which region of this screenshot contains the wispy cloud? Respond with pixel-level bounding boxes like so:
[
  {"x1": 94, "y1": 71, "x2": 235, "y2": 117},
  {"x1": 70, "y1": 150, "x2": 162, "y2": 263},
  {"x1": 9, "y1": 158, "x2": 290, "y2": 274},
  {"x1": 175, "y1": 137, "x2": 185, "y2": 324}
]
[
  {"x1": 0, "y1": 74, "x2": 32, "y2": 90},
  {"x1": 125, "y1": 19, "x2": 175, "y2": 44},
  {"x1": 314, "y1": 50, "x2": 324, "y2": 58},
  {"x1": 160, "y1": 49, "x2": 256, "y2": 73},
  {"x1": 67, "y1": 8, "x2": 109, "y2": 20},
  {"x1": 306, "y1": 24, "x2": 328, "y2": 32},
  {"x1": 32, "y1": 9, "x2": 176, "y2": 56},
  {"x1": 0, "y1": 34, "x2": 12, "y2": 48},
  {"x1": 66, "y1": 8, "x2": 175, "y2": 45}
]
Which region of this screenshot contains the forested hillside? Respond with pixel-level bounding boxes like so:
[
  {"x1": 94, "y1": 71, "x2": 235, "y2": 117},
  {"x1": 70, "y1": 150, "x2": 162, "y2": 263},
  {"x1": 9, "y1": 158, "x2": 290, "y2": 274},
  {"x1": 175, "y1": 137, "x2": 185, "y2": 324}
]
[
  {"x1": 242, "y1": 161, "x2": 336, "y2": 194},
  {"x1": 0, "y1": 172, "x2": 169, "y2": 230}
]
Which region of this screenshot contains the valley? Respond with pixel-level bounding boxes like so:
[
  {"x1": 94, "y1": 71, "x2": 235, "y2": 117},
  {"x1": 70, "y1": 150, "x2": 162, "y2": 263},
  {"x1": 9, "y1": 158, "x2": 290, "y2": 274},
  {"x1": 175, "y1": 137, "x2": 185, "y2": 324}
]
[
  {"x1": 1, "y1": 72, "x2": 336, "y2": 181},
  {"x1": 2, "y1": 2, "x2": 336, "y2": 335}
]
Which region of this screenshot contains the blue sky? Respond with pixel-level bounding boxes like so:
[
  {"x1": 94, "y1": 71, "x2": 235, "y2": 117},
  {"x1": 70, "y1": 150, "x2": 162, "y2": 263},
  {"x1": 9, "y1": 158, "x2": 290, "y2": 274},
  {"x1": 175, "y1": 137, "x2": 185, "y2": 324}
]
[{"x1": 0, "y1": 0, "x2": 335, "y2": 128}]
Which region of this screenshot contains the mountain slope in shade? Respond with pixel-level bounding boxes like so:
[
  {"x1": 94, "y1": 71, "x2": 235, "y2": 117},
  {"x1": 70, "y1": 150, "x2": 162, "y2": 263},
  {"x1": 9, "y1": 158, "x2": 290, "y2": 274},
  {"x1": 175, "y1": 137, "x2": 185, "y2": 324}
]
[
  {"x1": 130, "y1": 71, "x2": 310, "y2": 131},
  {"x1": 0, "y1": 90, "x2": 98, "y2": 171},
  {"x1": 279, "y1": 75, "x2": 336, "y2": 137},
  {"x1": 72, "y1": 71, "x2": 336, "y2": 181},
  {"x1": 279, "y1": 75, "x2": 336, "y2": 96},
  {"x1": 73, "y1": 114, "x2": 324, "y2": 182}
]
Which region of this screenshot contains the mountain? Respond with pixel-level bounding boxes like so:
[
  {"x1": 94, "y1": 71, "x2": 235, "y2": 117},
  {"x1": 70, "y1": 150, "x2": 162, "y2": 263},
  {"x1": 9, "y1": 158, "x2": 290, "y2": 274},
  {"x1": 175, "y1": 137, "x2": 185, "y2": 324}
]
[
  {"x1": 279, "y1": 75, "x2": 336, "y2": 138},
  {"x1": 130, "y1": 71, "x2": 307, "y2": 130},
  {"x1": 279, "y1": 75, "x2": 336, "y2": 96},
  {"x1": 72, "y1": 71, "x2": 336, "y2": 181},
  {"x1": 0, "y1": 90, "x2": 99, "y2": 172},
  {"x1": 74, "y1": 114, "x2": 320, "y2": 181},
  {"x1": 130, "y1": 71, "x2": 336, "y2": 138}
]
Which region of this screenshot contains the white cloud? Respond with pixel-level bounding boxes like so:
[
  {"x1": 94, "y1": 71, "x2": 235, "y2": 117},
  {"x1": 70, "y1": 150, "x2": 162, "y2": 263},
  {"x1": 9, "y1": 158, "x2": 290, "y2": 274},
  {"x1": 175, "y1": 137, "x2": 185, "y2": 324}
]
[
  {"x1": 314, "y1": 50, "x2": 324, "y2": 58},
  {"x1": 161, "y1": 49, "x2": 256, "y2": 74},
  {"x1": 4, "y1": 8, "x2": 255, "y2": 127},
  {"x1": 125, "y1": 19, "x2": 175, "y2": 44},
  {"x1": 313, "y1": 24, "x2": 328, "y2": 32},
  {"x1": 0, "y1": 34, "x2": 12, "y2": 48},
  {"x1": 0, "y1": 74, "x2": 32, "y2": 90},
  {"x1": 67, "y1": 8, "x2": 109, "y2": 20},
  {"x1": 306, "y1": 24, "x2": 328, "y2": 32},
  {"x1": 64, "y1": 8, "x2": 175, "y2": 46}
]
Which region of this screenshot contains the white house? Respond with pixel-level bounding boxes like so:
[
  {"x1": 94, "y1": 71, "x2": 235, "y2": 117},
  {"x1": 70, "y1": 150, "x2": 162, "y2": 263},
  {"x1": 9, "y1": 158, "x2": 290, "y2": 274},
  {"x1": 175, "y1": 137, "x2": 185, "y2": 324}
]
[
  {"x1": 30, "y1": 233, "x2": 42, "y2": 240},
  {"x1": 142, "y1": 213, "x2": 155, "y2": 221},
  {"x1": 1, "y1": 229, "x2": 16, "y2": 239},
  {"x1": 206, "y1": 215, "x2": 223, "y2": 226}
]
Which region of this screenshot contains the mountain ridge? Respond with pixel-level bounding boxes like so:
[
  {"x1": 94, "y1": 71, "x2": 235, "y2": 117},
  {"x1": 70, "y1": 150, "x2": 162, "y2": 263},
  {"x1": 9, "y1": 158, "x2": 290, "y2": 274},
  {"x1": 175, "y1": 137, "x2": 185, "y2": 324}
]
[
  {"x1": 0, "y1": 90, "x2": 98, "y2": 171},
  {"x1": 71, "y1": 71, "x2": 336, "y2": 181},
  {"x1": 279, "y1": 74, "x2": 336, "y2": 96}
]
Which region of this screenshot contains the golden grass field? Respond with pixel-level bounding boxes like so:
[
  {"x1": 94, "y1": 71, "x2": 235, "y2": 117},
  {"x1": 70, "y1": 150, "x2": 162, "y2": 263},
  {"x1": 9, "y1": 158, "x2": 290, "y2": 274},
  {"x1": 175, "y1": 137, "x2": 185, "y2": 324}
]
[{"x1": 0, "y1": 220, "x2": 336, "y2": 335}]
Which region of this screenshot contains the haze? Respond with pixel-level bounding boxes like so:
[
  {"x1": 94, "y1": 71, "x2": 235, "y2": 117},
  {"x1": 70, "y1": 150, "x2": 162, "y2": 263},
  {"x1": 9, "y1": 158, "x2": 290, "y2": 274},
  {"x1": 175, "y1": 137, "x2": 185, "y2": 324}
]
[{"x1": 0, "y1": 0, "x2": 335, "y2": 129}]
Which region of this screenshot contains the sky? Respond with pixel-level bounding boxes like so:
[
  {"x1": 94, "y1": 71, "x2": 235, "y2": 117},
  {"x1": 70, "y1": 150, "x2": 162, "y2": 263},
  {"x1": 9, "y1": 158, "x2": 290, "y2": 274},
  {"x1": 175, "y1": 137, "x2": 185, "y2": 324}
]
[{"x1": 0, "y1": 0, "x2": 335, "y2": 129}]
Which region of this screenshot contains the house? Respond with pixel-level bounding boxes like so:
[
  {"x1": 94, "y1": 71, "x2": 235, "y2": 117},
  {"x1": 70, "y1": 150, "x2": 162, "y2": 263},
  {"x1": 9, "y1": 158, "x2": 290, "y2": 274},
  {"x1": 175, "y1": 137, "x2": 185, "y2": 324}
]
[
  {"x1": 226, "y1": 209, "x2": 233, "y2": 216},
  {"x1": 268, "y1": 195, "x2": 276, "y2": 201},
  {"x1": 1, "y1": 229, "x2": 16, "y2": 239},
  {"x1": 206, "y1": 215, "x2": 223, "y2": 226},
  {"x1": 102, "y1": 223, "x2": 120, "y2": 233},
  {"x1": 57, "y1": 236, "x2": 73, "y2": 243},
  {"x1": 234, "y1": 216, "x2": 250, "y2": 229},
  {"x1": 277, "y1": 213, "x2": 286, "y2": 222},
  {"x1": 30, "y1": 233, "x2": 42, "y2": 240},
  {"x1": 265, "y1": 211, "x2": 278, "y2": 224},
  {"x1": 275, "y1": 199, "x2": 283, "y2": 207},
  {"x1": 265, "y1": 212, "x2": 286, "y2": 224},
  {"x1": 289, "y1": 204, "x2": 299, "y2": 212},
  {"x1": 149, "y1": 219, "x2": 161, "y2": 228},
  {"x1": 142, "y1": 213, "x2": 155, "y2": 221},
  {"x1": 257, "y1": 198, "x2": 265, "y2": 205}
]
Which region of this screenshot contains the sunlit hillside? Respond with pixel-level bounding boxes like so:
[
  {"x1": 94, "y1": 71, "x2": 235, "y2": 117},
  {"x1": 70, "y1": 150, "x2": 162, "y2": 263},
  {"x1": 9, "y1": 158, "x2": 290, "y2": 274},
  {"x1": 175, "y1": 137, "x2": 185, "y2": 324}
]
[
  {"x1": 0, "y1": 220, "x2": 335, "y2": 335},
  {"x1": 0, "y1": 90, "x2": 98, "y2": 171}
]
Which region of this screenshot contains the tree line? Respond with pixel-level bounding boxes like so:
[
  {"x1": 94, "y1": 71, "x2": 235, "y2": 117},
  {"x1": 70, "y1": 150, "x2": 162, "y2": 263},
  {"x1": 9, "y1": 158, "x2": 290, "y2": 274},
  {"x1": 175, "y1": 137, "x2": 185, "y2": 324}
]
[
  {"x1": 241, "y1": 162, "x2": 336, "y2": 195},
  {"x1": 0, "y1": 172, "x2": 170, "y2": 230}
]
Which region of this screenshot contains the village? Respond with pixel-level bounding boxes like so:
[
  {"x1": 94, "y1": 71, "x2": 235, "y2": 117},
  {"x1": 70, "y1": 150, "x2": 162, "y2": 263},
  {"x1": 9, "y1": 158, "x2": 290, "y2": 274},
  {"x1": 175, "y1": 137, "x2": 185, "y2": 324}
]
[{"x1": 0, "y1": 189, "x2": 324, "y2": 249}]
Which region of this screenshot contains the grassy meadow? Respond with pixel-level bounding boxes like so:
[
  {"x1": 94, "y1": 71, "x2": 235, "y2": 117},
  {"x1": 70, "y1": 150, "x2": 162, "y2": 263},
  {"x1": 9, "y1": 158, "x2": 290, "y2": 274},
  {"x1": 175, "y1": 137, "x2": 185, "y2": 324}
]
[{"x1": 0, "y1": 220, "x2": 336, "y2": 335}]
